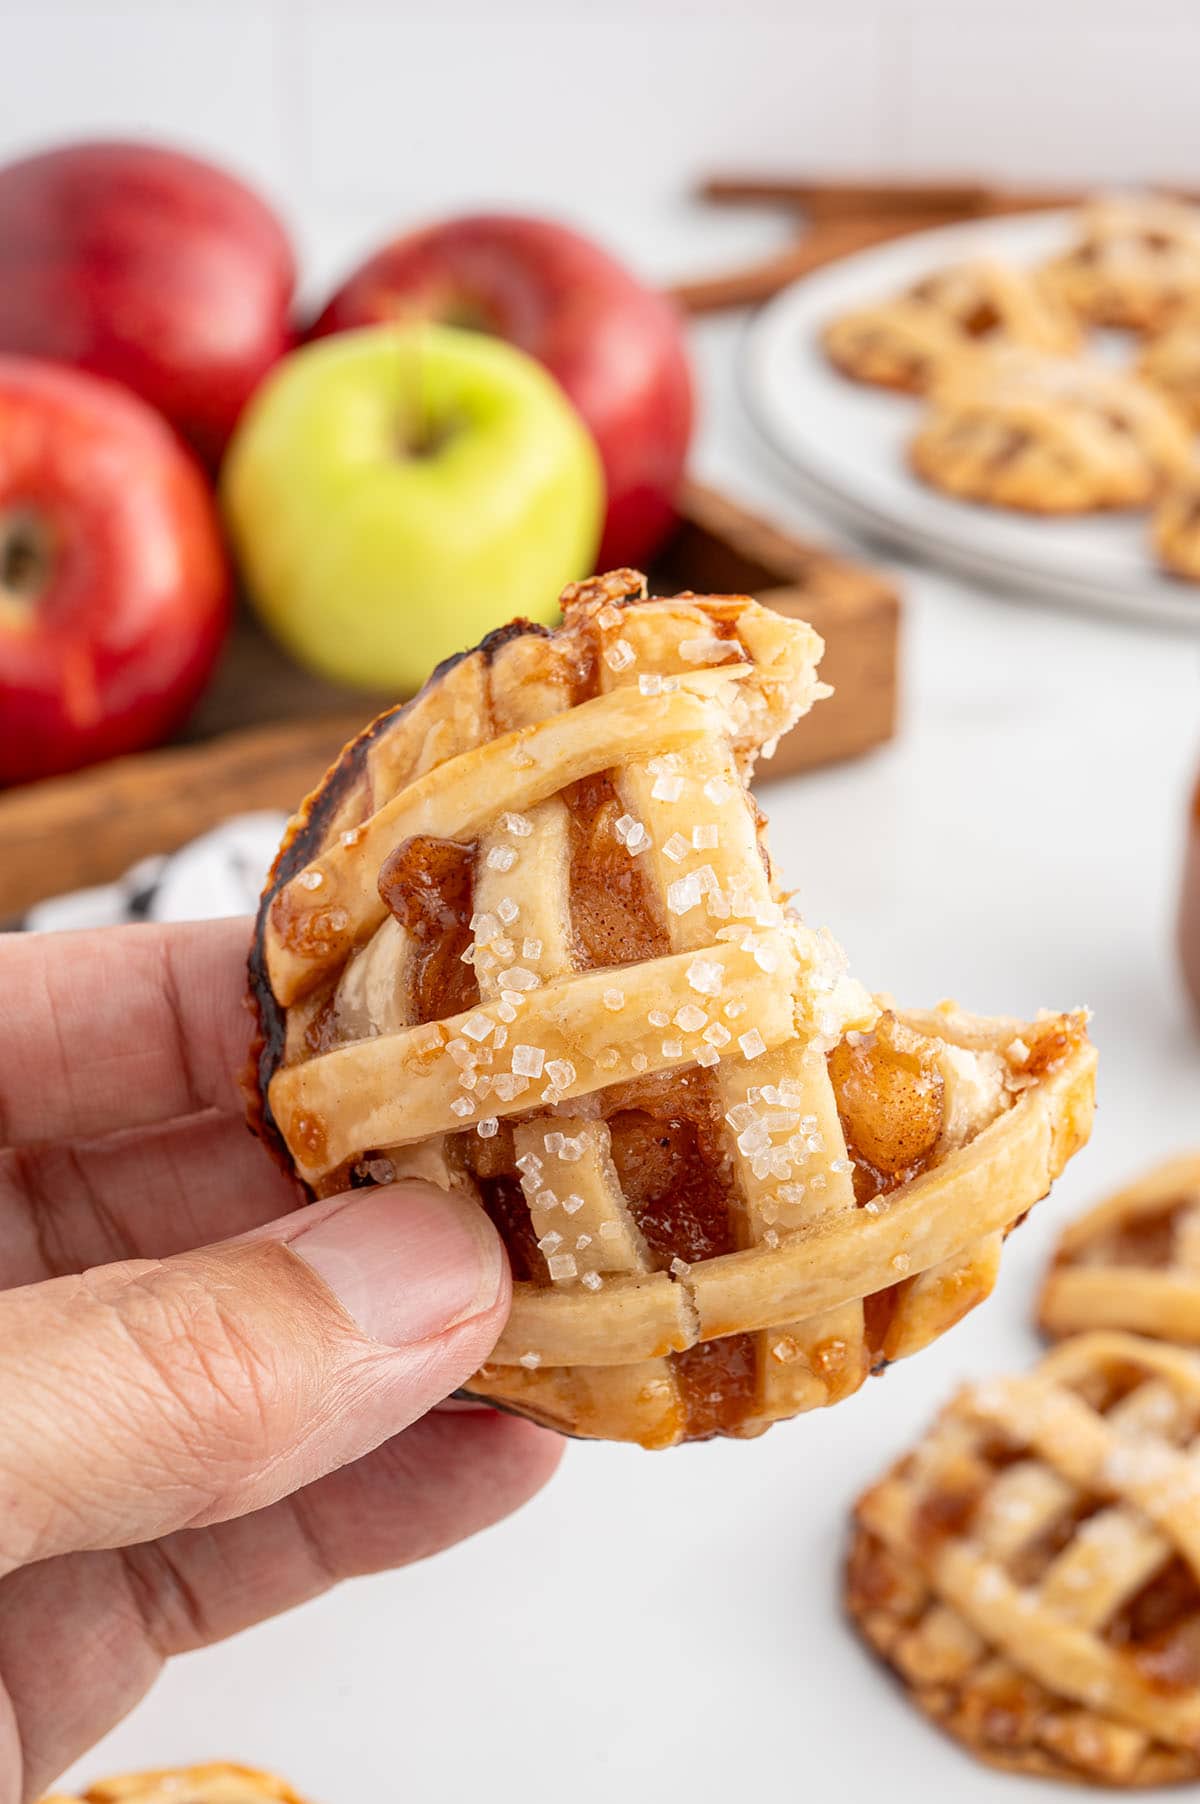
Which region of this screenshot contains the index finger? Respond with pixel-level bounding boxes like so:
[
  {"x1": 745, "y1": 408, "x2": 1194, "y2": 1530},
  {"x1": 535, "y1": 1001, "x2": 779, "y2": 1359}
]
[{"x1": 0, "y1": 917, "x2": 257, "y2": 1148}]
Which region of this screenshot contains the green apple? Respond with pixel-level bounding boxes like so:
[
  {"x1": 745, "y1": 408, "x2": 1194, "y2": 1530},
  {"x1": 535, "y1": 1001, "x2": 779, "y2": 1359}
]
[{"x1": 220, "y1": 323, "x2": 603, "y2": 690}]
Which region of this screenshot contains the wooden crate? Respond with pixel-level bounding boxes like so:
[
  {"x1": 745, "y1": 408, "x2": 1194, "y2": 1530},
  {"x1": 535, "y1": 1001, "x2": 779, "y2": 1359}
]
[{"x1": 0, "y1": 481, "x2": 899, "y2": 917}]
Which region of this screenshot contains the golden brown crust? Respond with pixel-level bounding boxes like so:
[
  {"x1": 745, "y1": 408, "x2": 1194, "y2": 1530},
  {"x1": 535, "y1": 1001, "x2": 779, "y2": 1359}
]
[
  {"x1": 910, "y1": 346, "x2": 1192, "y2": 514},
  {"x1": 1039, "y1": 1152, "x2": 1200, "y2": 1342},
  {"x1": 1153, "y1": 470, "x2": 1200, "y2": 586},
  {"x1": 1043, "y1": 196, "x2": 1200, "y2": 334},
  {"x1": 1140, "y1": 308, "x2": 1200, "y2": 429},
  {"x1": 822, "y1": 258, "x2": 1079, "y2": 395},
  {"x1": 847, "y1": 1333, "x2": 1200, "y2": 1787},
  {"x1": 248, "y1": 573, "x2": 1094, "y2": 1446}
]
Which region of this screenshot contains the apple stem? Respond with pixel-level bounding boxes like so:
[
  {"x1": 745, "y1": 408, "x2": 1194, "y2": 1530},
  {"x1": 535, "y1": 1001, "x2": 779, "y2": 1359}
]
[{"x1": 0, "y1": 510, "x2": 52, "y2": 606}]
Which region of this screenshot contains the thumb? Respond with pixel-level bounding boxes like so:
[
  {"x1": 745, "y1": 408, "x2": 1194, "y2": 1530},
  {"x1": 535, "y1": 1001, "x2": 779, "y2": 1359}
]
[{"x1": 0, "y1": 1184, "x2": 508, "y2": 1574}]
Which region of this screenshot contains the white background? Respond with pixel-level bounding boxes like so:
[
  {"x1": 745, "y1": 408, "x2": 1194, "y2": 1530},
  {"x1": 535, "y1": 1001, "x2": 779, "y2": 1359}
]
[
  {"x1": 3, "y1": 0, "x2": 1200, "y2": 294},
  {"x1": 5, "y1": 0, "x2": 1199, "y2": 1798}
]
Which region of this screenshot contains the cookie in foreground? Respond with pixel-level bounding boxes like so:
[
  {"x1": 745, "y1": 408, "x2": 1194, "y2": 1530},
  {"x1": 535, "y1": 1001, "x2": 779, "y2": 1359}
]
[
  {"x1": 1040, "y1": 1151, "x2": 1200, "y2": 1344},
  {"x1": 247, "y1": 569, "x2": 1095, "y2": 1447},
  {"x1": 42, "y1": 1764, "x2": 307, "y2": 1803},
  {"x1": 847, "y1": 1332, "x2": 1200, "y2": 1786}
]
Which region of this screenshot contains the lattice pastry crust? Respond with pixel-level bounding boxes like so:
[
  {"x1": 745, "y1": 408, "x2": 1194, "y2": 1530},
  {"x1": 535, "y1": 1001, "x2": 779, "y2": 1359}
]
[
  {"x1": 1152, "y1": 467, "x2": 1200, "y2": 585},
  {"x1": 848, "y1": 1332, "x2": 1200, "y2": 1786},
  {"x1": 247, "y1": 572, "x2": 1095, "y2": 1447},
  {"x1": 910, "y1": 346, "x2": 1192, "y2": 514},
  {"x1": 823, "y1": 257, "x2": 1079, "y2": 394},
  {"x1": 1040, "y1": 1153, "x2": 1200, "y2": 1345},
  {"x1": 1044, "y1": 196, "x2": 1200, "y2": 334},
  {"x1": 1140, "y1": 307, "x2": 1200, "y2": 428},
  {"x1": 42, "y1": 1766, "x2": 307, "y2": 1804}
]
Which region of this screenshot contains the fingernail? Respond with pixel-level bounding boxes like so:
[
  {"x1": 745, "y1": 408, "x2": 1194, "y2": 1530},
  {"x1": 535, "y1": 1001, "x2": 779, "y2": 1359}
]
[{"x1": 288, "y1": 1186, "x2": 505, "y2": 1346}]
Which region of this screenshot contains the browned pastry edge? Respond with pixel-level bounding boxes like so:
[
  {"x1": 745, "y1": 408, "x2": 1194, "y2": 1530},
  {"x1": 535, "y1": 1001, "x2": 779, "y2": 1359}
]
[
  {"x1": 824, "y1": 334, "x2": 930, "y2": 395},
  {"x1": 905, "y1": 437, "x2": 1164, "y2": 517},
  {"x1": 244, "y1": 617, "x2": 553, "y2": 1172},
  {"x1": 42, "y1": 1762, "x2": 310, "y2": 1804}
]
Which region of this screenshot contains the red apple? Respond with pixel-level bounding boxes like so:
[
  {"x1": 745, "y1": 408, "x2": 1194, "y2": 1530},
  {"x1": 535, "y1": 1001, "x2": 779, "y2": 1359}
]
[
  {"x1": 0, "y1": 357, "x2": 231, "y2": 784},
  {"x1": 0, "y1": 140, "x2": 296, "y2": 466},
  {"x1": 309, "y1": 214, "x2": 694, "y2": 569}
]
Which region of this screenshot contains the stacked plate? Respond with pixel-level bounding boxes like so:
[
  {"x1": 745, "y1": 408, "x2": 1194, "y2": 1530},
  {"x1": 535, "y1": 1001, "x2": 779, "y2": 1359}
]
[{"x1": 742, "y1": 209, "x2": 1200, "y2": 629}]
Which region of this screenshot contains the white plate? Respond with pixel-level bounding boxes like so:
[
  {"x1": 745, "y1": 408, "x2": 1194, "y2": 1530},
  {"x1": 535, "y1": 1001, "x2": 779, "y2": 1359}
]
[{"x1": 742, "y1": 209, "x2": 1200, "y2": 630}]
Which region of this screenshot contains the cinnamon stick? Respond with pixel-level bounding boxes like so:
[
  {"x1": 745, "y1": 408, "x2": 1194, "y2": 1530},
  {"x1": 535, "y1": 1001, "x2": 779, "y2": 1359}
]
[
  {"x1": 698, "y1": 176, "x2": 1200, "y2": 218},
  {"x1": 668, "y1": 215, "x2": 959, "y2": 315},
  {"x1": 700, "y1": 176, "x2": 1009, "y2": 217}
]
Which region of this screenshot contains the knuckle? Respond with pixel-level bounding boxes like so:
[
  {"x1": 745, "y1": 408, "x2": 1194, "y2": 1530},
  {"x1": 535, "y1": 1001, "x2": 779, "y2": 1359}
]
[{"x1": 103, "y1": 1262, "x2": 312, "y2": 1481}]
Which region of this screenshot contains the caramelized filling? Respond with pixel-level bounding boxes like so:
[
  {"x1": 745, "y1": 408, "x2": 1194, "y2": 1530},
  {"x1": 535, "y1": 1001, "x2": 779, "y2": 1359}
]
[
  {"x1": 1007, "y1": 1500, "x2": 1105, "y2": 1587},
  {"x1": 476, "y1": 1174, "x2": 540, "y2": 1283},
  {"x1": 300, "y1": 978, "x2": 342, "y2": 1059},
  {"x1": 1112, "y1": 1557, "x2": 1200, "y2": 1693},
  {"x1": 910, "y1": 1475, "x2": 987, "y2": 1553},
  {"x1": 1074, "y1": 1360, "x2": 1155, "y2": 1417},
  {"x1": 564, "y1": 772, "x2": 670, "y2": 969},
  {"x1": 1022, "y1": 1014, "x2": 1084, "y2": 1081},
  {"x1": 862, "y1": 1281, "x2": 907, "y2": 1367},
  {"x1": 612, "y1": 1107, "x2": 728, "y2": 1263},
  {"x1": 378, "y1": 833, "x2": 479, "y2": 1022},
  {"x1": 607, "y1": 1072, "x2": 734, "y2": 1268},
  {"x1": 830, "y1": 1017, "x2": 944, "y2": 1206},
  {"x1": 673, "y1": 1334, "x2": 758, "y2": 1440},
  {"x1": 971, "y1": 1673, "x2": 1045, "y2": 1750},
  {"x1": 847, "y1": 1527, "x2": 907, "y2": 1613},
  {"x1": 1096, "y1": 1202, "x2": 1183, "y2": 1271},
  {"x1": 989, "y1": 427, "x2": 1033, "y2": 470},
  {"x1": 962, "y1": 300, "x2": 1002, "y2": 337}
]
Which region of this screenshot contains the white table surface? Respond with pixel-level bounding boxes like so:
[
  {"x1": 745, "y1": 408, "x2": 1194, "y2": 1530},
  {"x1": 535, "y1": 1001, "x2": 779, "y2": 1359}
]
[{"x1": 59, "y1": 310, "x2": 1200, "y2": 1804}]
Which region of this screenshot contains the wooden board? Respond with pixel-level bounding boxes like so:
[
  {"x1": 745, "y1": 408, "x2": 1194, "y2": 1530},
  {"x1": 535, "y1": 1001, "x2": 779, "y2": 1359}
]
[{"x1": 0, "y1": 481, "x2": 899, "y2": 917}]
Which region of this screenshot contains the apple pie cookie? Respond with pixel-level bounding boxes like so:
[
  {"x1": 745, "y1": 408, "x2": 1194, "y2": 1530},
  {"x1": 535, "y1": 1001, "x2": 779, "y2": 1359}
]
[
  {"x1": 247, "y1": 571, "x2": 1095, "y2": 1447},
  {"x1": 42, "y1": 1766, "x2": 307, "y2": 1804},
  {"x1": 823, "y1": 257, "x2": 1080, "y2": 394},
  {"x1": 848, "y1": 1332, "x2": 1200, "y2": 1785},
  {"x1": 1153, "y1": 466, "x2": 1200, "y2": 585},
  {"x1": 1040, "y1": 1153, "x2": 1200, "y2": 1344},
  {"x1": 1044, "y1": 196, "x2": 1200, "y2": 333},
  {"x1": 910, "y1": 346, "x2": 1192, "y2": 513},
  {"x1": 1140, "y1": 307, "x2": 1200, "y2": 428}
]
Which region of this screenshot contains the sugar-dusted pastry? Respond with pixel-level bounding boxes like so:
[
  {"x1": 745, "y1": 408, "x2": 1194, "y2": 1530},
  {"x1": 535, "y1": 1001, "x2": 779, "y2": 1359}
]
[
  {"x1": 1140, "y1": 306, "x2": 1200, "y2": 427},
  {"x1": 910, "y1": 346, "x2": 1192, "y2": 513},
  {"x1": 822, "y1": 257, "x2": 1080, "y2": 394},
  {"x1": 42, "y1": 1765, "x2": 307, "y2": 1804},
  {"x1": 1153, "y1": 465, "x2": 1200, "y2": 584},
  {"x1": 848, "y1": 1332, "x2": 1200, "y2": 1785},
  {"x1": 1040, "y1": 1152, "x2": 1200, "y2": 1342},
  {"x1": 247, "y1": 570, "x2": 1095, "y2": 1448},
  {"x1": 1044, "y1": 195, "x2": 1200, "y2": 333}
]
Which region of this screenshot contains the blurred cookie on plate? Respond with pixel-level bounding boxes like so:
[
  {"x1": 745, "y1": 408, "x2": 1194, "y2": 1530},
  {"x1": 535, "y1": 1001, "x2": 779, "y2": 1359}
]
[
  {"x1": 1139, "y1": 305, "x2": 1200, "y2": 427},
  {"x1": 909, "y1": 345, "x2": 1192, "y2": 513},
  {"x1": 1154, "y1": 468, "x2": 1200, "y2": 584},
  {"x1": 823, "y1": 256, "x2": 1079, "y2": 394},
  {"x1": 1043, "y1": 195, "x2": 1200, "y2": 333}
]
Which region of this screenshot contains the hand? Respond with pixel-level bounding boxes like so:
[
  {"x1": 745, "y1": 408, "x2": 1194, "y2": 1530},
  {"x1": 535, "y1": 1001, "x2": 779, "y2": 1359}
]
[{"x1": 0, "y1": 919, "x2": 561, "y2": 1804}]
